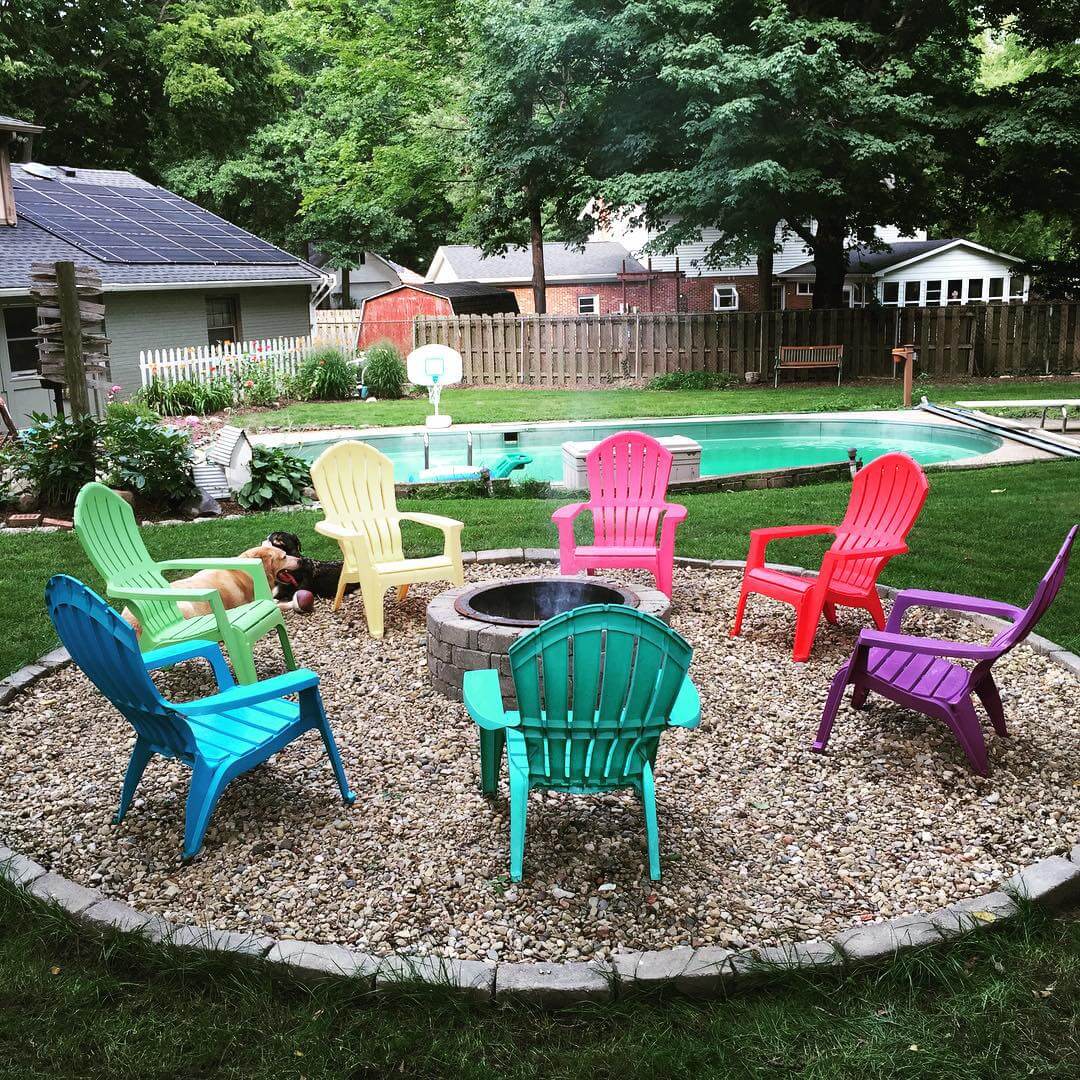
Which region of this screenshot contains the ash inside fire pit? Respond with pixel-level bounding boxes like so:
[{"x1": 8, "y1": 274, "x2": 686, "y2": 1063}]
[{"x1": 454, "y1": 575, "x2": 638, "y2": 627}]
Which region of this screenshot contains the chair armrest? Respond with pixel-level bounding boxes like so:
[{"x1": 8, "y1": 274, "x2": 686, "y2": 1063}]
[
  {"x1": 856, "y1": 629, "x2": 994, "y2": 661},
  {"x1": 157, "y1": 557, "x2": 271, "y2": 602},
  {"x1": 463, "y1": 668, "x2": 516, "y2": 731},
  {"x1": 661, "y1": 503, "x2": 688, "y2": 524},
  {"x1": 668, "y1": 675, "x2": 701, "y2": 729},
  {"x1": 107, "y1": 582, "x2": 228, "y2": 629},
  {"x1": 314, "y1": 520, "x2": 357, "y2": 541},
  {"x1": 886, "y1": 589, "x2": 1025, "y2": 633},
  {"x1": 398, "y1": 512, "x2": 464, "y2": 534},
  {"x1": 177, "y1": 668, "x2": 321, "y2": 715},
  {"x1": 143, "y1": 640, "x2": 235, "y2": 690},
  {"x1": 551, "y1": 502, "x2": 587, "y2": 525},
  {"x1": 826, "y1": 541, "x2": 908, "y2": 563},
  {"x1": 747, "y1": 524, "x2": 835, "y2": 569}
]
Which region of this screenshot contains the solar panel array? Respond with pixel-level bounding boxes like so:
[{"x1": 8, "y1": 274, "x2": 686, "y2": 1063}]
[{"x1": 12, "y1": 172, "x2": 296, "y2": 266}]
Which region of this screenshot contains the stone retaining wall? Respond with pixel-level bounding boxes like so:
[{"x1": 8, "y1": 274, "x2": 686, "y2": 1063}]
[{"x1": 2, "y1": 552, "x2": 1079, "y2": 1007}]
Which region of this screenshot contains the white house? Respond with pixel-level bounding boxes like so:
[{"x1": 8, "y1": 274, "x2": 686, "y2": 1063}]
[{"x1": 307, "y1": 248, "x2": 424, "y2": 308}]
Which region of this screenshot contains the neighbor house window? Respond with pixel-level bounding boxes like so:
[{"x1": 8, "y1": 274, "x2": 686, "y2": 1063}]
[
  {"x1": 947, "y1": 280, "x2": 963, "y2": 304},
  {"x1": 925, "y1": 280, "x2": 942, "y2": 305},
  {"x1": 795, "y1": 281, "x2": 814, "y2": 296},
  {"x1": 712, "y1": 285, "x2": 739, "y2": 311},
  {"x1": 967, "y1": 279, "x2": 984, "y2": 302},
  {"x1": 903, "y1": 281, "x2": 922, "y2": 306},
  {"x1": 206, "y1": 296, "x2": 241, "y2": 346},
  {"x1": 1009, "y1": 276, "x2": 1025, "y2": 300},
  {"x1": 988, "y1": 277, "x2": 1004, "y2": 302},
  {"x1": 881, "y1": 282, "x2": 900, "y2": 306},
  {"x1": 577, "y1": 295, "x2": 600, "y2": 315},
  {"x1": 3, "y1": 306, "x2": 39, "y2": 375}
]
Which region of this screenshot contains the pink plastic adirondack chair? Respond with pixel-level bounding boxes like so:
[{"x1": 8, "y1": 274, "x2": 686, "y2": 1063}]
[{"x1": 552, "y1": 431, "x2": 686, "y2": 597}]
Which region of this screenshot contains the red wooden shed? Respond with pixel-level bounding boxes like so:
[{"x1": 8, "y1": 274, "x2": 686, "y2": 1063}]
[{"x1": 357, "y1": 280, "x2": 519, "y2": 354}]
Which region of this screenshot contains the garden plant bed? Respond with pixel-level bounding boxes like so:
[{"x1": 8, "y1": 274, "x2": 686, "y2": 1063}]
[{"x1": 1, "y1": 562, "x2": 1077, "y2": 968}]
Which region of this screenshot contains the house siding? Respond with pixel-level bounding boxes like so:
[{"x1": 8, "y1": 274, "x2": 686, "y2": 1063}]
[{"x1": 877, "y1": 248, "x2": 1026, "y2": 306}]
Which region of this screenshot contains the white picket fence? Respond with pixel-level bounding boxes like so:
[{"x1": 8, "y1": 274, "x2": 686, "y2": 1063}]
[{"x1": 138, "y1": 336, "x2": 314, "y2": 389}]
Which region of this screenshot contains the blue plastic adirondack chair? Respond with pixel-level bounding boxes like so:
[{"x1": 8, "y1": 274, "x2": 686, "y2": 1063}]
[
  {"x1": 46, "y1": 575, "x2": 355, "y2": 860},
  {"x1": 464, "y1": 604, "x2": 701, "y2": 881}
]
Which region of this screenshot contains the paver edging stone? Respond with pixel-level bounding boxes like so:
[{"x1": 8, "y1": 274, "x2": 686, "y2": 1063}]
[{"x1": 2, "y1": 553, "x2": 1079, "y2": 1006}]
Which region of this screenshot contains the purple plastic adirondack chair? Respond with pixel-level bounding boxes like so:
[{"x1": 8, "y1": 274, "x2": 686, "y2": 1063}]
[{"x1": 814, "y1": 525, "x2": 1077, "y2": 776}]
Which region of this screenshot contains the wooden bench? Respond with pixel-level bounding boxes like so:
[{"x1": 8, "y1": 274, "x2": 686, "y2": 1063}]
[{"x1": 773, "y1": 345, "x2": 844, "y2": 388}]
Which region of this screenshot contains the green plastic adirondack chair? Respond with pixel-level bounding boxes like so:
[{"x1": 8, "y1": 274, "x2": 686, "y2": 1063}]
[
  {"x1": 73, "y1": 482, "x2": 296, "y2": 684},
  {"x1": 463, "y1": 604, "x2": 701, "y2": 881}
]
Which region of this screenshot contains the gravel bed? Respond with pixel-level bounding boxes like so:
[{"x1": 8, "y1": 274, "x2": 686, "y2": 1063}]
[{"x1": 2, "y1": 564, "x2": 1077, "y2": 963}]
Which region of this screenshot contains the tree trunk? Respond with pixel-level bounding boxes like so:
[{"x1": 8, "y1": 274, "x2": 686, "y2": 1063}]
[
  {"x1": 339, "y1": 266, "x2": 351, "y2": 309},
  {"x1": 811, "y1": 215, "x2": 847, "y2": 309},
  {"x1": 756, "y1": 242, "x2": 775, "y2": 311},
  {"x1": 529, "y1": 200, "x2": 547, "y2": 315}
]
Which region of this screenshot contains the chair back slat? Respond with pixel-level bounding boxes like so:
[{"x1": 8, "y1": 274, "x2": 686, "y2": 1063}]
[
  {"x1": 46, "y1": 576, "x2": 194, "y2": 758},
  {"x1": 310, "y1": 441, "x2": 404, "y2": 565},
  {"x1": 508, "y1": 605, "x2": 692, "y2": 789},
  {"x1": 586, "y1": 432, "x2": 673, "y2": 548}
]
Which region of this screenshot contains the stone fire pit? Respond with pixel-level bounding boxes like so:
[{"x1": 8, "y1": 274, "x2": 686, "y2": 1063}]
[{"x1": 426, "y1": 574, "x2": 672, "y2": 704}]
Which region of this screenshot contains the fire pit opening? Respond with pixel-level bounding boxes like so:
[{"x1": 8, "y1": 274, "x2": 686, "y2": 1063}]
[{"x1": 454, "y1": 575, "x2": 638, "y2": 627}]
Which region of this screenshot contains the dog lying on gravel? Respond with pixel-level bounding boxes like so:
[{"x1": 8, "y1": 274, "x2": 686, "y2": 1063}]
[
  {"x1": 122, "y1": 544, "x2": 301, "y2": 634},
  {"x1": 265, "y1": 530, "x2": 357, "y2": 602}
]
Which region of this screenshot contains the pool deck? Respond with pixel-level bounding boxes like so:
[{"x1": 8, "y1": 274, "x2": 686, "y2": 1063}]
[{"x1": 251, "y1": 409, "x2": 1053, "y2": 472}]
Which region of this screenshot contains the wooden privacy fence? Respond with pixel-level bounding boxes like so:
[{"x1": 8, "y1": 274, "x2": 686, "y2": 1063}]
[
  {"x1": 412, "y1": 303, "x2": 1080, "y2": 385},
  {"x1": 139, "y1": 336, "x2": 313, "y2": 389},
  {"x1": 313, "y1": 309, "x2": 361, "y2": 352}
]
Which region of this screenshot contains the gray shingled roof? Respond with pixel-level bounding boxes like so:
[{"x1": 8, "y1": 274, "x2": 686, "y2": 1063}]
[
  {"x1": 432, "y1": 242, "x2": 644, "y2": 282},
  {"x1": 779, "y1": 240, "x2": 958, "y2": 277},
  {"x1": 0, "y1": 114, "x2": 45, "y2": 135},
  {"x1": 1, "y1": 163, "x2": 322, "y2": 293}
]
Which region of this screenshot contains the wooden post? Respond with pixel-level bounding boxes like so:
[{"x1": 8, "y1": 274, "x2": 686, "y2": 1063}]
[{"x1": 55, "y1": 261, "x2": 91, "y2": 416}]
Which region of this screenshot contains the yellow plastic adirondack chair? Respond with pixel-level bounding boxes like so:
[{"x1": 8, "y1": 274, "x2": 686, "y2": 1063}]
[{"x1": 310, "y1": 441, "x2": 465, "y2": 637}]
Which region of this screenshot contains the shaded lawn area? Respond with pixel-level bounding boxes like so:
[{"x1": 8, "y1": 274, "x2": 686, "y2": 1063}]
[
  {"x1": 237, "y1": 377, "x2": 1080, "y2": 431},
  {"x1": 1, "y1": 878, "x2": 1078, "y2": 1079},
  {"x1": 4, "y1": 459, "x2": 1078, "y2": 679}
]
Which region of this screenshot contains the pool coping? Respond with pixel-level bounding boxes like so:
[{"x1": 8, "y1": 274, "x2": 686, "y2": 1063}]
[{"x1": 2, "y1": 551, "x2": 1079, "y2": 1006}]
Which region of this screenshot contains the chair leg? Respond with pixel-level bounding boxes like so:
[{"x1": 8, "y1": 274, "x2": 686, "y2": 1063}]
[
  {"x1": 813, "y1": 665, "x2": 852, "y2": 752},
  {"x1": 945, "y1": 700, "x2": 990, "y2": 777},
  {"x1": 730, "y1": 584, "x2": 750, "y2": 638},
  {"x1": 640, "y1": 762, "x2": 661, "y2": 881},
  {"x1": 792, "y1": 596, "x2": 824, "y2": 662},
  {"x1": 318, "y1": 720, "x2": 356, "y2": 804},
  {"x1": 865, "y1": 592, "x2": 887, "y2": 630},
  {"x1": 183, "y1": 760, "x2": 231, "y2": 860},
  {"x1": 360, "y1": 582, "x2": 385, "y2": 638},
  {"x1": 228, "y1": 637, "x2": 259, "y2": 686},
  {"x1": 115, "y1": 738, "x2": 154, "y2": 824},
  {"x1": 851, "y1": 685, "x2": 869, "y2": 708},
  {"x1": 276, "y1": 623, "x2": 297, "y2": 671},
  {"x1": 332, "y1": 568, "x2": 349, "y2": 612},
  {"x1": 509, "y1": 771, "x2": 528, "y2": 882},
  {"x1": 654, "y1": 559, "x2": 673, "y2": 599},
  {"x1": 479, "y1": 728, "x2": 505, "y2": 796},
  {"x1": 397, "y1": 584, "x2": 410, "y2": 603},
  {"x1": 823, "y1": 601, "x2": 838, "y2": 625},
  {"x1": 975, "y1": 677, "x2": 1008, "y2": 738}
]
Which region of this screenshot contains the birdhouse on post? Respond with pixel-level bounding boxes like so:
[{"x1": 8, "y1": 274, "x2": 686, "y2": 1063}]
[{"x1": 892, "y1": 344, "x2": 916, "y2": 409}]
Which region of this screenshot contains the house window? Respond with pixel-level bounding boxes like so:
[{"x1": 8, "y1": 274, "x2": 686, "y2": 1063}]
[
  {"x1": 967, "y1": 279, "x2": 984, "y2": 303},
  {"x1": 577, "y1": 295, "x2": 600, "y2": 315},
  {"x1": 3, "y1": 306, "x2": 39, "y2": 375},
  {"x1": 925, "y1": 280, "x2": 942, "y2": 305},
  {"x1": 881, "y1": 282, "x2": 900, "y2": 306},
  {"x1": 206, "y1": 296, "x2": 241, "y2": 346},
  {"x1": 795, "y1": 281, "x2": 814, "y2": 296},
  {"x1": 712, "y1": 285, "x2": 739, "y2": 311},
  {"x1": 988, "y1": 277, "x2": 1004, "y2": 302},
  {"x1": 903, "y1": 281, "x2": 922, "y2": 306},
  {"x1": 1009, "y1": 276, "x2": 1025, "y2": 300},
  {"x1": 946, "y1": 280, "x2": 963, "y2": 305}
]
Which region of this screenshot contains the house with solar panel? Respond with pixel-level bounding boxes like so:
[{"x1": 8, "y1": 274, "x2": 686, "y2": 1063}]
[{"x1": 0, "y1": 115, "x2": 328, "y2": 426}]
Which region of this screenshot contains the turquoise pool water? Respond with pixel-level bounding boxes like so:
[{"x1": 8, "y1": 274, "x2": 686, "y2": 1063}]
[{"x1": 285, "y1": 417, "x2": 1001, "y2": 484}]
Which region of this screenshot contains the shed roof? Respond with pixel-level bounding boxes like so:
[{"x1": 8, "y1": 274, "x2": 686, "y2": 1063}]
[
  {"x1": 779, "y1": 238, "x2": 1022, "y2": 279},
  {"x1": 0, "y1": 114, "x2": 45, "y2": 136},
  {"x1": 428, "y1": 242, "x2": 644, "y2": 283}
]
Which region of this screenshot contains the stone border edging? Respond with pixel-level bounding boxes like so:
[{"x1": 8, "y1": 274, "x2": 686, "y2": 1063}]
[{"x1": 2, "y1": 551, "x2": 1079, "y2": 1007}]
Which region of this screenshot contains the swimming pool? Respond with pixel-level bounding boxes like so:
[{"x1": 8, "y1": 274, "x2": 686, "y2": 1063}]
[{"x1": 279, "y1": 414, "x2": 1002, "y2": 484}]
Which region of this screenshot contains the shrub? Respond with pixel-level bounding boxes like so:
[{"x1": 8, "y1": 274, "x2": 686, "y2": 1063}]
[
  {"x1": 236, "y1": 445, "x2": 311, "y2": 510},
  {"x1": 364, "y1": 340, "x2": 408, "y2": 399},
  {"x1": 105, "y1": 397, "x2": 159, "y2": 424},
  {"x1": 12, "y1": 412, "x2": 99, "y2": 506},
  {"x1": 102, "y1": 415, "x2": 198, "y2": 506},
  {"x1": 647, "y1": 370, "x2": 736, "y2": 391},
  {"x1": 237, "y1": 360, "x2": 283, "y2": 408},
  {"x1": 142, "y1": 375, "x2": 235, "y2": 416},
  {"x1": 295, "y1": 347, "x2": 357, "y2": 401}
]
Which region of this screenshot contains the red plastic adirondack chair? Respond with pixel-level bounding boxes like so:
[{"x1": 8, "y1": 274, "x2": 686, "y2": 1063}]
[
  {"x1": 730, "y1": 452, "x2": 929, "y2": 661},
  {"x1": 552, "y1": 431, "x2": 686, "y2": 597}
]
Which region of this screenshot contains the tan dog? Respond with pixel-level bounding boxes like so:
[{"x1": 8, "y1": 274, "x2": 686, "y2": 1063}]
[{"x1": 123, "y1": 545, "x2": 301, "y2": 633}]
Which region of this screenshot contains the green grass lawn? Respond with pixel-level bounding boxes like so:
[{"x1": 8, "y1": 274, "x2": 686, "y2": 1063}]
[
  {"x1": 1, "y1": 879, "x2": 1078, "y2": 1078},
  {"x1": 237, "y1": 377, "x2": 1080, "y2": 431},
  {"x1": 4, "y1": 459, "x2": 1079, "y2": 679}
]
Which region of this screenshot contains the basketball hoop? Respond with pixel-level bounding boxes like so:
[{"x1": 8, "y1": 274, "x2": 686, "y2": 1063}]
[{"x1": 407, "y1": 344, "x2": 463, "y2": 428}]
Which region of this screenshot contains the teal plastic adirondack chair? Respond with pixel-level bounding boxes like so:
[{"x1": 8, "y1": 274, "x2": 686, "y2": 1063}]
[
  {"x1": 74, "y1": 482, "x2": 295, "y2": 684},
  {"x1": 46, "y1": 575, "x2": 354, "y2": 860},
  {"x1": 464, "y1": 604, "x2": 700, "y2": 881}
]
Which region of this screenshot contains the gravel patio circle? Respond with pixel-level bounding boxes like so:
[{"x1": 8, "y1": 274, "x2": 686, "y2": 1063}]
[{"x1": 1, "y1": 561, "x2": 1077, "y2": 964}]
